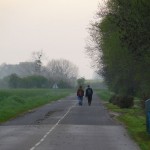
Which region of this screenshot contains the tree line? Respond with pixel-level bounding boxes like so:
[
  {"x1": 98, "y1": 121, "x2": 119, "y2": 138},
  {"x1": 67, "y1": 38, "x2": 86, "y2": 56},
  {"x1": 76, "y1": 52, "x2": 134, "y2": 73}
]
[
  {"x1": 0, "y1": 58, "x2": 78, "y2": 89},
  {"x1": 87, "y1": 0, "x2": 150, "y2": 107}
]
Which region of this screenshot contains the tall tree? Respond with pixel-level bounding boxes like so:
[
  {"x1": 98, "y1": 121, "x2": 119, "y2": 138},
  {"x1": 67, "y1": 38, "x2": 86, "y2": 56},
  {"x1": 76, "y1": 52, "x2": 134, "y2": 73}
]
[
  {"x1": 87, "y1": 0, "x2": 150, "y2": 98},
  {"x1": 77, "y1": 77, "x2": 85, "y2": 87}
]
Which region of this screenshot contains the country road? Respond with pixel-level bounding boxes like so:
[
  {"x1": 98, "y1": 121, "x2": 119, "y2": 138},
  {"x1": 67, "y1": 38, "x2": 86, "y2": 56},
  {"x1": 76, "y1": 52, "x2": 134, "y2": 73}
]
[{"x1": 0, "y1": 94, "x2": 140, "y2": 150}]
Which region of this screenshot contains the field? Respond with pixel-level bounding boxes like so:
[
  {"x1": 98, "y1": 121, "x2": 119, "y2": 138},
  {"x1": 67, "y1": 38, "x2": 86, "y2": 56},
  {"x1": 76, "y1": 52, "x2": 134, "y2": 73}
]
[
  {"x1": 96, "y1": 89, "x2": 150, "y2": 150},
  {"x1": 0, "y1": 89, "x2": 73, "y2": 123}
]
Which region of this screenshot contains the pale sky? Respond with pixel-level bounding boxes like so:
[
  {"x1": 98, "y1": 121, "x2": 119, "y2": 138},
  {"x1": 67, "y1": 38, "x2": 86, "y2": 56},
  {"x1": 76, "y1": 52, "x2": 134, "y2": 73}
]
[{"x1": 0, "y1": 0, "x2": 100, "y2": 79}]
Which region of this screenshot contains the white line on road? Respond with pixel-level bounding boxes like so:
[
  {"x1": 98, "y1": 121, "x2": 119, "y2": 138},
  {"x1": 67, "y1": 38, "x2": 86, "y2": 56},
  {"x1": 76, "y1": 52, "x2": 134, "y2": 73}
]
[{"x1": 30, "y1": 102, "x2": 77, "y2": 150}]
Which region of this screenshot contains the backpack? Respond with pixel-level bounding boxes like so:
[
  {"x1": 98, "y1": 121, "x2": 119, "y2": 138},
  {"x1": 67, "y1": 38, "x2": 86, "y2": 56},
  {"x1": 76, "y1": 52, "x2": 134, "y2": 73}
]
[
  {"x1": 78, "y1": 89, "x2": 83, "y2": 96},
  {"x1": 87, "y1": 88, "x2": 92, "y2": 96}
]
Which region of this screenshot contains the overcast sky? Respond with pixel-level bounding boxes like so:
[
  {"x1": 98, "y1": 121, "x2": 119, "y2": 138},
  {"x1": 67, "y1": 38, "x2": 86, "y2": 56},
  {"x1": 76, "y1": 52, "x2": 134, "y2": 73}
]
[{"x1": 0, "y1": 0, "x2": 101, "y2": 79}]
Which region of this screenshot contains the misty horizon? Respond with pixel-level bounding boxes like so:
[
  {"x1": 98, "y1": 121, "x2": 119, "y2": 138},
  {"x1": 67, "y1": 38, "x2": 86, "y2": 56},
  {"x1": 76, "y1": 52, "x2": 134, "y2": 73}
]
[{"x1": 0, "y1": 0, "x2": 101, "y2": 79}]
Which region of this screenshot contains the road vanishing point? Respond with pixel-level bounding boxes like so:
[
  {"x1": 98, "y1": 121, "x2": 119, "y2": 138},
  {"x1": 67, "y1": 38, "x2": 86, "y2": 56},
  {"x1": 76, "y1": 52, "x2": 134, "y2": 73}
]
[{"x1": 0, "y1": 94, "x2": 140, "y2": 150}]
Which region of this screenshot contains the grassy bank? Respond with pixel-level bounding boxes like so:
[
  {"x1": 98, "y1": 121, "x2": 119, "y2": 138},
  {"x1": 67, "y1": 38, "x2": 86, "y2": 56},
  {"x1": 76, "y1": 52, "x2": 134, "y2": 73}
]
[
  {"x1": 96, "y1": 89, "x2": 150, "y2": 150},
  {"x1": 0, "y1": 89, "x2": 73, "y2": 122}
]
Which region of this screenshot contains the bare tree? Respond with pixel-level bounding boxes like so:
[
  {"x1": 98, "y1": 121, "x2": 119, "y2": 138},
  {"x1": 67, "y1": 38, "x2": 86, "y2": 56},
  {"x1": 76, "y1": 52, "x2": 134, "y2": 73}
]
[
  {"x1": 32, "y1": 50, "x2": 46, "y2": 75},
  {"x1": 86, "y1": 0, "x2": 108, "y2": 75},
  {"x1": 46, "y1": 59, "x2": 78, "y2": 87}
]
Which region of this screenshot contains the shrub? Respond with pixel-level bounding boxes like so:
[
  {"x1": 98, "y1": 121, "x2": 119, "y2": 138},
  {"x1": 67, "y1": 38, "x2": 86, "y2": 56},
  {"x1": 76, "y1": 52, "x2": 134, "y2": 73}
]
[
  {"x1": 109, "y1": 95, "x2": 118, "y2": 105},
  {"x1": 118, "y1": 95, "x2": 134, "y2": 108},
  {"x1": 109, "y1": 95, "x2": 134, "y2": 108}
]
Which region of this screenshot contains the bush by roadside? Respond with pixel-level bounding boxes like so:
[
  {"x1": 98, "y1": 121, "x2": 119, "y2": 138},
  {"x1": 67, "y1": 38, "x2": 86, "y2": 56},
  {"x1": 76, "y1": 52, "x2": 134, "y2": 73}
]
[{"x1": 109, "y1": 95, "x2": 134, "y2": 108}]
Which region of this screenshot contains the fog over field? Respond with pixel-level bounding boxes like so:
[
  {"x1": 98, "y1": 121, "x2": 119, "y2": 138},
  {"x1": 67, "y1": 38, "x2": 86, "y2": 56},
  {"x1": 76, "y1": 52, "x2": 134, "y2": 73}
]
[{"x1": 0, "y1": 0, "x2": 101, "y2": 79}]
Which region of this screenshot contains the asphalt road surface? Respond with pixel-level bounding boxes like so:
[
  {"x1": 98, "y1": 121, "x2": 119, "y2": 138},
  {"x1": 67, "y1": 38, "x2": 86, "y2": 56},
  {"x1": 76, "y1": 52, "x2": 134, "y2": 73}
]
[{"x1": 0, "y1": 94, "x2": 140, "y2": 150}]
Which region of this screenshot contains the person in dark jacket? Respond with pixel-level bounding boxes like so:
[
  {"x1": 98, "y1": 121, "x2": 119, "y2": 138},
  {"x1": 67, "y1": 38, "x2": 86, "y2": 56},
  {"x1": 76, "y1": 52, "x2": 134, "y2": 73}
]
[
  {"x1": 77, "y1": 86, "x2": 84, "y2": 106},
  {"x1": 85, "y1": 85, "x2": 93, "y2": 106}
]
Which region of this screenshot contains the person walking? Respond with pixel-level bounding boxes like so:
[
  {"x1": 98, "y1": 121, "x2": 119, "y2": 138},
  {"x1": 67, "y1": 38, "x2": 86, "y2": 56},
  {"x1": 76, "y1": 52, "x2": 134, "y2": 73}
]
[
  {"x1": 77, "y1": 86, "x2": 84, "y2": 106},
  {"x1": 85, "y1": 85, "x2": 93, "y2": 106}
]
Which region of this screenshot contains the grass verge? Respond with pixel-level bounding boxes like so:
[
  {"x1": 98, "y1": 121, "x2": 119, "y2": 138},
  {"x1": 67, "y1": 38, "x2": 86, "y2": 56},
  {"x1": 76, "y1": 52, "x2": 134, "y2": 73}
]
[
  {"x1": 96, "y1": 89, "x2": 150, "y2": 150},
  {"x1": 0, "y1": 89, "x2": 73, "y2": 123}
]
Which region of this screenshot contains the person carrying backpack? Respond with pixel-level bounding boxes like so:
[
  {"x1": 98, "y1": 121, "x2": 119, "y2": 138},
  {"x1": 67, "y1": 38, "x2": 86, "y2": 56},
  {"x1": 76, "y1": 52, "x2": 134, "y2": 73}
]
[
  {"x1": 85, "y1": 85, "x2": 93, "y2": 106},
  {"x1": 77, "y1": 86, "x2": 84, "y2": 106}
]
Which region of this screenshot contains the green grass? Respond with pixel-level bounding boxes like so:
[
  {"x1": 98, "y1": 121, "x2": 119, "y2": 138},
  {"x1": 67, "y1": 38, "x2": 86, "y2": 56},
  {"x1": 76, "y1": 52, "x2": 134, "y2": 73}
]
[
  {"x1": 96, "y1": 89, "x2": 150, "y2": 150},
  {"x1": 95, "y1": 89, "x2": 113, "y2": 101},
  {"x1": 0, "y1": 89, "x2": 73, "y2": 122}
]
